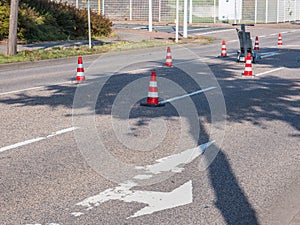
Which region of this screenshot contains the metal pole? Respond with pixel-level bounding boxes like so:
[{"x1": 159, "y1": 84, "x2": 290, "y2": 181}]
[
  {"x1": 149, "y1": 0, "x2": 152, "y2": 32},
  {"x1": 234, "y1": 0, "x2": 237, "y2": 24},
  {"x1": 87, "y1": 0, "x2": 92, "y2": 48},
  {"x1": 294, "y1": 0, "x2": 297, "y2": 21},
  {"x1": 102, "y1": 0, "x2": 105, "y2": 15},
  {"x1": 276, "y1": 0, "x2": 279, "y2": 23},
  {"x1": 213, "y1": 0, "x2": 216, "y2": 24},
  {"x1": 175, "y1": 0, "x2": 179, "y2": 43},
  {"x1": 183, "y1": 0, "x2": 188, "y2": 38},
  {"x1": 255, "y1": 0, "x2": 257, "y2": 23},
  {"x1": 159, "y1": 0, "x2": 161, "y2": 22},
  {"x1": 283, "y1": 0, "x2": 286, "y2": 22},
  {"x1": 189, "y1": 0, "x2": 193, "y2": 24},
  {"x1": 76, "y1": 0, "x2": 78, "y2": 8},
  {"x1": 265, "y1": 0, "x2": 268, "y2": 23},
  {"x1": 130, "y1": 0, "x2": 132, "y2": 21}
]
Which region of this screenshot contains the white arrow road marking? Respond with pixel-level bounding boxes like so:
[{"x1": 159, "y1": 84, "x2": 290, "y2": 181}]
[
  {"x1": 72, "y1": 141, "x2": 214, "y2": 218},
  {"x1": 134, "y1": 141, "x2": 214, "y2": 177},
  {"x1": 126, "y1": 180, "x2": 193, "y2": 218}
]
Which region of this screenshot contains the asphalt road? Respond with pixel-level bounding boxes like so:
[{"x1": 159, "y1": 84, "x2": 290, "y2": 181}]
[{"x1": 0, "y1": 27, "x2": 299, "y2": 225}]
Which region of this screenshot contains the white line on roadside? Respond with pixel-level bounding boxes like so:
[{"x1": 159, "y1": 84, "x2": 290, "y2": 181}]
[
  {"x1": 0, "y1": 81, "x2": 71, "y2": 96},
  {"x1": 255, "y1": 67, "x2": 284, "y2": 77},
  {"x1": 0, "y1": 127, "x2": 79, "y2": 153},
  {"x1": 160, "y1": 86, "x2": 216, "y2": 104},
  {"x1": 260, "y1": 52, "x2": 280, "y2": 58}
]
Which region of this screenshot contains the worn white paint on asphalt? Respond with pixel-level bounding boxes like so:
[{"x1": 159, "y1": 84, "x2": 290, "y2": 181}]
[
  {"x1": 0, "y1": 81, "x2": 71, "y2": 96},
  {"x1": 255, "y1": 67, "x2": 284, "y2": 77},
  {"x1": 160, "y1": 87, "x2": 216, "y2": 104},
  {"x1": 259, "y1": 52, "x2": 280, "y2": 59},
  {"x1": 72, "y1": 141, "x2": 214, "y2": 218},
  {"x1": 0, "y1": 127, "x2": 79, "y2": 153}
]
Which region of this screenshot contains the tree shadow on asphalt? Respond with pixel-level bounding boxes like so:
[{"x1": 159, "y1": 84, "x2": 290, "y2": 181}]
[{"x1": 0, "y1": 51, "x2": 299, "y2": 224}]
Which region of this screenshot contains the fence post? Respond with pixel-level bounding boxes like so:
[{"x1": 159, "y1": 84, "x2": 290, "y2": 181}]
[
  {"x1": 189, "y1": 0, "x2": 193, "y2": 24},
  {"x1": 159, "y1": 0, "x2": 161, "y2": 22},
  {"x1": 294, "y1": 0, "x2": 297, "y2": 22},
  {"x1": 183, "y1": 0, "x2": 188, "y2": 38},
  {"x1": 276, "y1": 0, "x2": 279, "y2": 23},
  {"x1": 283, "y1": 0, "x2": 286, "y2": 22},
  {"x1": 149, "y1": 0, "x2": 152, "y2": 32},
  {"x1": 255, "y1": 0, "x2": 257, "y2": 23},
  {"x1": 175, "y1": 0, "x2": 179, "y2": 43},
  {"x1": 213, "y1": 0, "x2": 216, "y2": 24},
  {"x1": 130, "y1": 0, "x2": 132, "y2": 20},
  {"x1": 265, "y1": 0, "x2": 268, "y2": 23}
]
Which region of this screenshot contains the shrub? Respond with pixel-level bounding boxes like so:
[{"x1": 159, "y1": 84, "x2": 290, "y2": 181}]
[
  {"x1": 0, "y1": 1, "x2": 10, "y2": 41},
  {"x1": 0, "y1": 0, "x2": 112, "y2": 42}
]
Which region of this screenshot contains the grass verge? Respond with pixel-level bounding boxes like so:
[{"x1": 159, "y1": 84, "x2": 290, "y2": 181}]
[{"x1": 0, "y1": 37, "x2": 211, "y2": 64}]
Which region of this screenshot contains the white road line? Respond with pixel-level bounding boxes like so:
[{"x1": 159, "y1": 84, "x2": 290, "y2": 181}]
[
  {"x1": 285, "y1": 45, "x2": 300, "y2": 47},
  {"x1": 258, "y1": 35, "x2": 266, "y2": 38},
  {"x1": 260, "y1": 52, "x2": 280, "y2": 58},
  {"x1": 160, "y1": 86, "x2": 216, "y2": 104},
  {"x1": 0, "y1": 127, "x2": 79, "y2": 153},
  {"x1": 255, "y1": 67, "x2": 284, "y2": 77},
  {"x1": 0, "y1": 81, "x2": 71, "y2": 96}
]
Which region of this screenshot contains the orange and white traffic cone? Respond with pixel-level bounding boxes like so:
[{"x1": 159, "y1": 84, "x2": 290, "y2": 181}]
[
  {"x1": 278, "y1": 33, "x2": 283, "y2": 46},
  {"x1": 220, "y1": 40, "x2": 227, "y2": 57},
  {"x1": 165, "y1": 47, "x2": 173, "y2": 67},
  {"x1": 76, "y1": 56, "x2": 85, "y2": 81},
  {"x1": 254, "y1": 36, "x2": 259, "y2": 51},
  {"x1": 140, "y1": 70, "x2": 165, "y2": 107},
  {"x1": 242, "y1": 53, "x2": 254, "y2": 77}
]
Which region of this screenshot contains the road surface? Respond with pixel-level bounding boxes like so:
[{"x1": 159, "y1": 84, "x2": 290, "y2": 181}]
[{"x1": 0, "y1": 26, "x2": 299, "y2": 225}]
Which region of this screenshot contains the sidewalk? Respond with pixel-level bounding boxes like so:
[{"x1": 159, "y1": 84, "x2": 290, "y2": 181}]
[{"x1": 0, "y1": 27, "x2": 174, "y2": 54}]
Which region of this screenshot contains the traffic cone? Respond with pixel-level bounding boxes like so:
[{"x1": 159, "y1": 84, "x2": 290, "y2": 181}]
[
  {"x1": 278, "y1": 33, "x2": 282, "y2": 46},
  {"x1": 165, "y1": 47, "x2": 173, "y2": 67},
  {"x1": 242, "y1": 53, "x2": 254, "y2": 77},
  {"x1": 140, "y1": 70, "x2": 165, "y2": 107},
  {"x1": 254, "y1": 36, "x2": 259, "y2": 51},
  {"x1": 220, "y1": 40, "x2": 227, "y2": 57},
  {"x1": 76, "y1": 56, "x2": 85, "y2": 81}
]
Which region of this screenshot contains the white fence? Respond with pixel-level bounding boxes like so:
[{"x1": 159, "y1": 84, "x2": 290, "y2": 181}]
[{"x1": 61, "y1": 0, "x2": 300, "y2": 23}]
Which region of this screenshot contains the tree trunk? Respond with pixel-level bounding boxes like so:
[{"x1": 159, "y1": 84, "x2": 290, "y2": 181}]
[{"x1": 7, "y1": 0, "x2": 19, "y2": 56}]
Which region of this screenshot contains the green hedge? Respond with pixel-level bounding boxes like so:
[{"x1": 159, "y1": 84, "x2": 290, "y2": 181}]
[{"x1": 0, "y1": 0, "x2": 112, "y2": 43}]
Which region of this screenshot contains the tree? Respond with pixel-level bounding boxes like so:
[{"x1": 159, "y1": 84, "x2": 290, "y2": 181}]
[{"x1": 7, "y1": 0, "x2": 19, "y2": 56}]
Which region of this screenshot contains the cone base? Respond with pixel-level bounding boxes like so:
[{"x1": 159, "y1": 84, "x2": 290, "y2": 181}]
[
  {"x1": 140, "y1": 102, "x2": 165, "y2": 107},
  {"x1": 242, "y1": 73, "x2": 255, "y2": 78}
]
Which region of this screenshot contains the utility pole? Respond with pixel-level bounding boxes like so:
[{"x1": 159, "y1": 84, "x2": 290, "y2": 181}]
[{"x1": 8, "y1": 0, "x2": 19, "y2": 56}]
